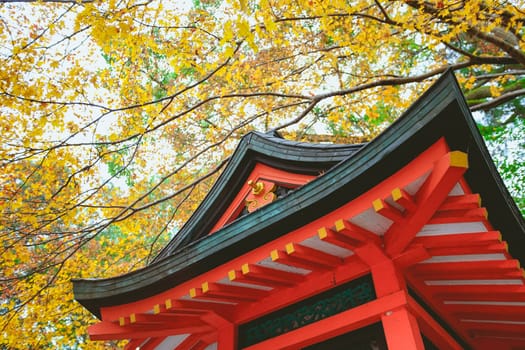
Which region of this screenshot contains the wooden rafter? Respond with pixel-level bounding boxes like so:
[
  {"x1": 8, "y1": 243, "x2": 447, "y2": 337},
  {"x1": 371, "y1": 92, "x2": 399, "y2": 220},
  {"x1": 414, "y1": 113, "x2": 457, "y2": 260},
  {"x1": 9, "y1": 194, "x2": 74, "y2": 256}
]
[
  {"x1": 138, "y1": 337, "x2": 165, "y2": 350},
  {"x1": 88, "y1": 320, "x2": 214, "y2": 341},
  {"x1": 384, "y1": 151, "x2": 469, "y2": 256}
]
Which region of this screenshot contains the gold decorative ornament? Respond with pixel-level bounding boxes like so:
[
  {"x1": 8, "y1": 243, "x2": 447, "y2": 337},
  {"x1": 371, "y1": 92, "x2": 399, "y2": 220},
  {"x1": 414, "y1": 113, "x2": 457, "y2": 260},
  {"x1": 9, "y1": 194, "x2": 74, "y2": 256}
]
[
  {"x1": 247, "y1": 179, "x2": 265, "y2": 195},
  {"x1": 245, "y1": 180, "x2": 277, "y2": 212}
]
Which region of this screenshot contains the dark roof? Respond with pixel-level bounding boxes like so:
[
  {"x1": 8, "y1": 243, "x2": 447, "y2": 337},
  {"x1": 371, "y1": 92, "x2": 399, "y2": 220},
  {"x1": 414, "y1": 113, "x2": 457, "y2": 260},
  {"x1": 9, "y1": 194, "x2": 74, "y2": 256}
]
[
  {"x1": 73, "y1": 71, "x2": 525, "y2": 319},
  {"x1": 156, "y1": 130, "x2": 364, "y2": 260}
]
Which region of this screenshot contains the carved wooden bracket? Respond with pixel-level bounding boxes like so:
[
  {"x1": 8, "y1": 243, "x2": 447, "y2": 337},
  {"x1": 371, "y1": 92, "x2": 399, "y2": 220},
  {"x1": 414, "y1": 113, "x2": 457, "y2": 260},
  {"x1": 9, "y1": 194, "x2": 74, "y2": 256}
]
[{"x1": 245, "y1": 180, "x2": 277, "y2": 213}]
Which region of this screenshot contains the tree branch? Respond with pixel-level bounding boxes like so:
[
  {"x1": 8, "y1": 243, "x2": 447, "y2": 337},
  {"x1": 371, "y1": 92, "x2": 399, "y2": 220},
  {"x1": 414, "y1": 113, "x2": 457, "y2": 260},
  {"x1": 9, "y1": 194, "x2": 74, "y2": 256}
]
[
  {"x1": 470, "y1": 88, "x2": 525, "y2": 111},
  {"x1": 0, "y1": 0, "x2": 93, "y2": 3},
  {"x1": 468, "y1": 28, "x2": 525, "y2": 66}
]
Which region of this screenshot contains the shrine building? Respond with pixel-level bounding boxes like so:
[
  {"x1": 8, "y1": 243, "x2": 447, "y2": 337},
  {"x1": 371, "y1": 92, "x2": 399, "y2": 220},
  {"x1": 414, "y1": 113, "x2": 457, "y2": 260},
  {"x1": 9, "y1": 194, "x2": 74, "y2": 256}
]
[{"x1": 73, "y1": 72, "x2": 525, "y2": 350}]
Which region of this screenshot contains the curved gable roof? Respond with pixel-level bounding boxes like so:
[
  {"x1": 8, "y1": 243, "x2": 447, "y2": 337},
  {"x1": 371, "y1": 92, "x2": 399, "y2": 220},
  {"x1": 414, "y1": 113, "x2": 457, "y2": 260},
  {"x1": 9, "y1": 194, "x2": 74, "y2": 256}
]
[{"x1": 155, "y1": 131, "x2": 364, "y2": 260}]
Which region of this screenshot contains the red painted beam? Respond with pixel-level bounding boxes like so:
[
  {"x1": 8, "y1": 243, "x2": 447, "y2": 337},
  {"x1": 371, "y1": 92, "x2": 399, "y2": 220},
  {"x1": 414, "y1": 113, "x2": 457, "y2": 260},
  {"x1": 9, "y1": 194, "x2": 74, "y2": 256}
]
[
  {"x1": 201, "y1": 282, "x2": 270, "y2": 301},
  {"x1": 170, "y1": 299, "x2": 235, "y2": 320},
  {"x1": 193, "y1": 341, "x2": 212, "y2": 350},
  {"x1": 270, "y1": 249, "x2": 328, "y2": 271},
  {"x1": 411, "y1": 231, "x2": 502, "y2": 248},
  {"x1": 217, "y1": 319, "x2": 236, "y2": 350},
  {"x1": 241, "y1": 262, "x2": 305, "y2": 284},
  {"x1": 176, "y1": 334, "x2": 209, "y2": 350},
  {"x1": 452, "y1": 310, "x2": 525, "y2": 322},
  {"x1": 349, "y1": 241, "x2": 405, "y2": 297},
  {"x1": 139, "y1": 337, "x2": 165, "y2": 350},
  {"x1": 409, "y1": 258, "x2": 520, "y2": 276},
  {"x1": 352, "y1": 241, "x2": 390, "y2": 266},
  {"x1": 391, "y1": 187, "x2": 417, "y2": 213},
  {"x1": 129, "y1": 313, "x2": 182, "y2": 325},
  {"x1": 438, "y1": 193, "x2": 481, "y2": 211},
  {"x1": 434, "y1": 291, "x2": 525, "y2": 304},
  {"x1": 168, "y1": 330, "x2": 217, "y2": 350},
  {"x1": 132, "y1": 316, "x2": 206, "y2": 329},
  {"x1": 382, "y1": 306, "x2": 425, "y2": 350},
  {"x1": 153, "y1": 302, "x2": 206, "y2": 317},
  {"x1": 370, "y1": 260, "x2": 405, "y2": 297},
  {"x1": 404, "y1": 274, "x2": 475, "y2": 348},
  {"x1": 392, "y1": 244, "x2": 430, "y2": 269},
  {"x1": 384, "y1": 151, "x2": 468, "y2": 256},
  {"x1": 424, "y1": 284, "x2": 525, "y2": 300},
  {"x1": 470, "y1": 336, "x2": 525, "y2": 350},
  {"x1": 124, "y1": 338, "x2": 147, "y2": 350},
  {"x1": 242, "y1": 291, "x2": 408, "y2": 350},
  {"x1": 118, "y1": 312, "x2": 191, "y2": 329},
  {"x1": 285, "y1": 242, "x2": 343, "y2": 268},
  {"x1": 190, "y1": 286, "x2": 255, "y2": 303},
  {"x1": 317, "y1": 226, "x2": 360, "y2": 250},
  {"x1": 425, "y1": 241, "x2": 508, "y2": 257},
  {"x1": 373, "y1": 198, "x2": 405, "y2": 222},
  {"x1": 428, "y1": 207, "x2": 488, "y2": 224},
  {"x1": 229, "y1": 269, "x2": 280, "y2": 288},
  {"x1": 410, "y1": 264, "x2": 523, "y2": 281},
  {"x1": 407, "y1": 295, "x2": 464, "y2": 350},
  {"x1": 334, "y1": 219, "x2": 382, "y2": 246},
  {"x1": 88, "y1": 320, "x2": 214, "y2": 341},
  {"x1": 444, "y1": 303, "x2": 525, "y2": 318},
  {"x1": 462, "y1": 321, "x2": 525, "y2": 336}
]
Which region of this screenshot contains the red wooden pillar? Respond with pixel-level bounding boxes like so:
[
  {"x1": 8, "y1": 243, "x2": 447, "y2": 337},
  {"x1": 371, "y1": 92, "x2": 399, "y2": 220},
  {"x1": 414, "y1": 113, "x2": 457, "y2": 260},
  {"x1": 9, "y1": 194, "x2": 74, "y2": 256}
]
[
  {"x1": 201, "y1": 311, "x2": 236, "y2": 350},
  {"x1": 217, "y1": 320, "x2": 236, "y2": 350},
  {"x1": 360, "y1": 244, "x2": 425, "y2": 350},
  {"x1": 382, "y1": 306, "x2": 425, "y2": 350}
]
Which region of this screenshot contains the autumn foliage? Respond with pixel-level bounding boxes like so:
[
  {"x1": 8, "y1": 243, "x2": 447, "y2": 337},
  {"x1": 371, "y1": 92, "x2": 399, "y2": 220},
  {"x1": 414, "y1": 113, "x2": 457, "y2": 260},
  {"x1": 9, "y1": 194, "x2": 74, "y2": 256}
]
[{"x1": 0, "y1": 0, "x2": 524, "y2": 348}]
